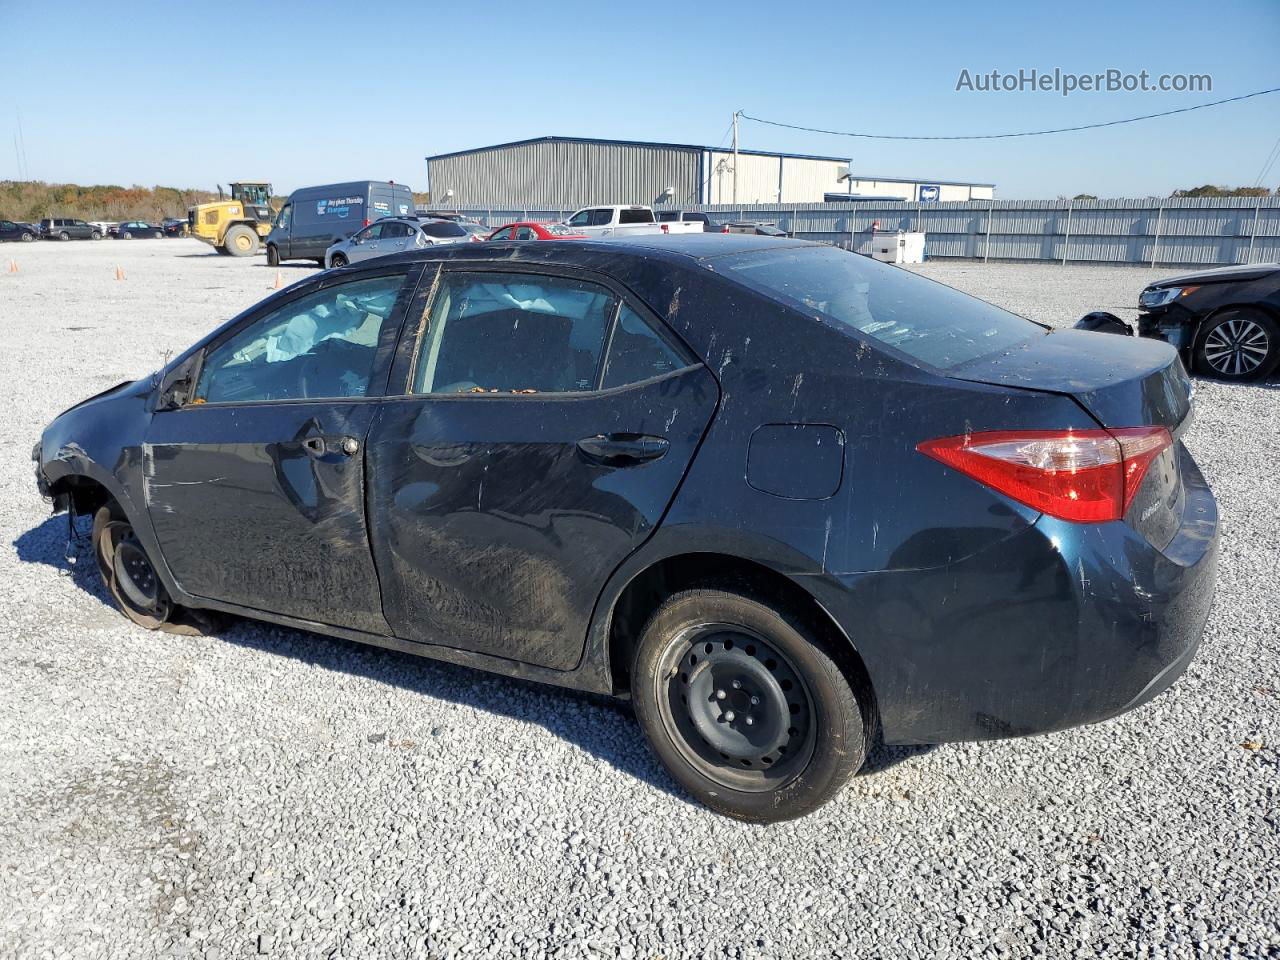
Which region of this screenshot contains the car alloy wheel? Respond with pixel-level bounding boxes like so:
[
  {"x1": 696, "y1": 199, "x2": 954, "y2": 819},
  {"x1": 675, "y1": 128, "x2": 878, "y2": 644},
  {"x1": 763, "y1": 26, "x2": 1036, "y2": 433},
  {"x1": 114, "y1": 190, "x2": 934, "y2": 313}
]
[
  {"x1": 59, "y1": 231, "x2": 70, "y2": 240},
  {"x1": 20, "y1": 232, "x2": 33, "y2": 242},
  {"x1": 331, "y1": 253, "x2": 348, "y2": 268},
  {"x1": 1202, "y1": 316, "x2": 1270, "y2": 377},
  {"x1": 657, "y1": 623, "x2": 815, "y2": 790}
]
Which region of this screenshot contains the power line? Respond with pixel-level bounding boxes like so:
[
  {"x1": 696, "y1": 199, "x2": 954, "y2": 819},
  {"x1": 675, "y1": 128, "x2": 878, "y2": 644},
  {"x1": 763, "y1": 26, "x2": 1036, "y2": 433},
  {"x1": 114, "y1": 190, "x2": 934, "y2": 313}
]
[
  {"x1": 1252, "y1": 132, "x2": 1280, "y2": 189},
  {"x1": 738, "y1": 87, "x2": 1280, "y2": 141}
]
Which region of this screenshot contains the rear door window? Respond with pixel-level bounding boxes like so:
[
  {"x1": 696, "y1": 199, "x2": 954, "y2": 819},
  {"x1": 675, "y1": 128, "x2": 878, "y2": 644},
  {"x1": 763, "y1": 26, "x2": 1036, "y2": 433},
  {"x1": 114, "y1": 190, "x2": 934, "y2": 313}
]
[
  {"x1": 721, "y1": 245, "x2": 1042, "y2": 370},
  {"x1": 601, "y1": 305, "x2": 689, "y2": 388},
  {"x1": 412, "y1": 272, "x2": 616, "y2": 395},
  {"x1": 515, "y1": 226, "x2": 537, "y2": 240},
  {"x1": 618, "y1": 208, "x2": 653, "y2": 224},
  {"x1": 420, "y1": 222, "x2": 467, "y2": 239}
]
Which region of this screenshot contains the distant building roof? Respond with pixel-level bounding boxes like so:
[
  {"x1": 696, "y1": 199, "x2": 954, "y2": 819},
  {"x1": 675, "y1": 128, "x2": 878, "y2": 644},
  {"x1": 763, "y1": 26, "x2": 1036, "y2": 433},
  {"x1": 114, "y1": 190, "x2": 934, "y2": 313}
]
[{"x1": 426, "y1": 135, "x2": 850, "y2": 164}]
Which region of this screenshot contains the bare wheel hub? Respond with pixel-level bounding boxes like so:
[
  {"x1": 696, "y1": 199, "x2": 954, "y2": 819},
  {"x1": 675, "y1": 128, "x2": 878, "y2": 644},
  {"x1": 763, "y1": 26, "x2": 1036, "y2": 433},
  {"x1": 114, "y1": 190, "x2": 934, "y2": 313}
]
[
  {"x1": 112, "y1": 533, "x2": 161, "y2": 610},
  {"x1": 661, "y1": 626, "x2": 814, "y2": 789}
]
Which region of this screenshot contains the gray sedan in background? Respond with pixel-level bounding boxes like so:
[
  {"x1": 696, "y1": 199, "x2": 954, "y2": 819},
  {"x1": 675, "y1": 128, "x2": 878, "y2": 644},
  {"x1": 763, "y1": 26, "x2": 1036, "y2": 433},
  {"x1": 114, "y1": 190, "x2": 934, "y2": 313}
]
[{"x1": 325, "y1": 217, "x2": 473, "y2": 268}]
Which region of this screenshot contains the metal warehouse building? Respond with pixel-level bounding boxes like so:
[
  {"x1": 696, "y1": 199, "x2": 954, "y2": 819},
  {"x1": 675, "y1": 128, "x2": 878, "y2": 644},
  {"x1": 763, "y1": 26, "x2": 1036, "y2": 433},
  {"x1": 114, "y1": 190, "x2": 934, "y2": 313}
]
[{"x1": 425, "y1": 136, "x2": 994, "y2": 209}]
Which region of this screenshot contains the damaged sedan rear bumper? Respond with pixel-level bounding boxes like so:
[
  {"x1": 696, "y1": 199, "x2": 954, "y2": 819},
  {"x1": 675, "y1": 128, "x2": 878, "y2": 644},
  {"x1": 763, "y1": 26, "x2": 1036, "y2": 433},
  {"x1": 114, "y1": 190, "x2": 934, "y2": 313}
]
[{"x1": 804, "y1": 448, "x2": 1219, "y2": 745}]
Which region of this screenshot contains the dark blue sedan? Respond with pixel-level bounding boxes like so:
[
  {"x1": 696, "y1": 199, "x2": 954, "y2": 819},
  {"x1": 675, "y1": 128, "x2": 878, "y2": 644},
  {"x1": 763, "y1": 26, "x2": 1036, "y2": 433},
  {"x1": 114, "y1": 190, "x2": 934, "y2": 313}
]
[{"x1": 34, "y1": 235, "x2": 1218, "y2": 821}]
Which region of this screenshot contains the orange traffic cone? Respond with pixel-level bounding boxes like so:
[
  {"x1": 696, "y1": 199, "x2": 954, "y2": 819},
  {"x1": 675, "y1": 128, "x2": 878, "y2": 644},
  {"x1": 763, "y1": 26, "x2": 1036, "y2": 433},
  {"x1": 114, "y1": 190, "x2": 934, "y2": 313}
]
[
  {"x1": 114, "y1": 265, "x2": 125, "y2": 281},
  {"x1": 271, "y1": 270, "x2": 284, "y2": 290},
  {"x1": 7, "y1": 259, "x2": 16, "y2": 274}
]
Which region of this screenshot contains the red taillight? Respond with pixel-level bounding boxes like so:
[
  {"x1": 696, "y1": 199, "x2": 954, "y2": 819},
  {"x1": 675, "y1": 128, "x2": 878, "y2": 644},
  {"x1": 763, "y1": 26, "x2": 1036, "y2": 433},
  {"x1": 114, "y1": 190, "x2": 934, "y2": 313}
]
[
  {"x1": 362, "y1": 218, "x2": 370, "y2": 227},
  {"x1": 721, "y1": 225, "x2": 729, "y2": 233},
  {"x1": 917, "y1": 427, "x2": 1172, "y2": 523}
]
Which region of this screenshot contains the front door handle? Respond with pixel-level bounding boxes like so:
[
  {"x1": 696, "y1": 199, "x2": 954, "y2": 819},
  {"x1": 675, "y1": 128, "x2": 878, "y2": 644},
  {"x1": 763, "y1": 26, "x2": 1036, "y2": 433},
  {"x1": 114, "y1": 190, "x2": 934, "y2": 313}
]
[{"x1": 576, "y1": 433, "x2": 669, "y2": 466}]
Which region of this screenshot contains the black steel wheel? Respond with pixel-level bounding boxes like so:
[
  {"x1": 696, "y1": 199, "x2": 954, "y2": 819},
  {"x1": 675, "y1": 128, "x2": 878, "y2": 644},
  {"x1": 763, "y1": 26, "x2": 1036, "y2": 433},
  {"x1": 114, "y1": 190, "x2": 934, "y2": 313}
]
[
  {"x1": 1194, "y1": 308, "x2": 1280, "y2": 381},
  {"x1": 93, "y1": 502, "x2": 174, "y2": 629},
  {"x1": 632, "y1": 588, "x2": 869, "y2": 822},
  {"x1": 658, "y1": 623, "x2": 815, "y2": 791}
]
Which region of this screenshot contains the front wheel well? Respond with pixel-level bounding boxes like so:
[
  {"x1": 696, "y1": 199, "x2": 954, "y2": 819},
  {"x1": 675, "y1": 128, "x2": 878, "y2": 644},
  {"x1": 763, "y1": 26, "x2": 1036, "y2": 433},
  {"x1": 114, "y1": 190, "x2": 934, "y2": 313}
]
[
  {"x1": 606, "y1": 552, "x2": 878, "y2": 731},
  {"x1": 47, "y1": 475, "x2": 112, "y2": 517}
]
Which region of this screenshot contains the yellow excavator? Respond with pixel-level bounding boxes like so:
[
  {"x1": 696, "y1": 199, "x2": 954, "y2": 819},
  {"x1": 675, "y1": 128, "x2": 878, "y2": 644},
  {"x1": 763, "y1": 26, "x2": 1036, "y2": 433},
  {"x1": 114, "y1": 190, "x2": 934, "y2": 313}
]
[{"x1": 187, "y1": 182, "x2": 275, "y2": 256}]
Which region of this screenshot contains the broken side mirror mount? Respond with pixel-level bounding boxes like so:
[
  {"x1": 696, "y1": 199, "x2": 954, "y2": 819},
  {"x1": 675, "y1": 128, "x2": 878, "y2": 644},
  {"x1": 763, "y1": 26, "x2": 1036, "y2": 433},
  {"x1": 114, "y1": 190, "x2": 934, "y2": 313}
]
[{"x1": 155, "y1": 353, "x2": 201, "y2": 411}]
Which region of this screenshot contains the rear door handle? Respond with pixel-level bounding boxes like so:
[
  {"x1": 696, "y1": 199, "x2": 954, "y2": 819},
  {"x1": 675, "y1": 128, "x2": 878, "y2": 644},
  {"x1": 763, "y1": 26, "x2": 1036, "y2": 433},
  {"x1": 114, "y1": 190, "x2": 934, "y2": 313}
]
[{"x1": 576, "y1": 433, "x2": 669, "y2": 465}]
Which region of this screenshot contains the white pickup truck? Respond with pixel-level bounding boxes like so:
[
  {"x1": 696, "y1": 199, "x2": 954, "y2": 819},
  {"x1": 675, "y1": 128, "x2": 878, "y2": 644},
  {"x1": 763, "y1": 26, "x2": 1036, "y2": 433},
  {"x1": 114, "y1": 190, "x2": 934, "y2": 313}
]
[{"x1": 563, "y1": 205, "x2": 705, "y2": 238}]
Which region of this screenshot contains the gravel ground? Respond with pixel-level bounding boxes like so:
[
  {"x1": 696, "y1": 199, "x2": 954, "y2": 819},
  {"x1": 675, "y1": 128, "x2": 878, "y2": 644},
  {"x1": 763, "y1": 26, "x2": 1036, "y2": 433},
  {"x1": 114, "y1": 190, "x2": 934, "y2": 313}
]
[{"x1": 0, "y1": 241, "x2": 1276, "y2": 959}]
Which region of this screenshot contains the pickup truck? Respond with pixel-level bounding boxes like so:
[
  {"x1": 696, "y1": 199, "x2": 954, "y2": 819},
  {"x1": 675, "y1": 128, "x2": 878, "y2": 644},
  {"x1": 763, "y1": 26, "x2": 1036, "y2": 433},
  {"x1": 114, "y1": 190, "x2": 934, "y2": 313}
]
[{"x1": 562, "y1": 205, "x2": 704, "y2": 238}]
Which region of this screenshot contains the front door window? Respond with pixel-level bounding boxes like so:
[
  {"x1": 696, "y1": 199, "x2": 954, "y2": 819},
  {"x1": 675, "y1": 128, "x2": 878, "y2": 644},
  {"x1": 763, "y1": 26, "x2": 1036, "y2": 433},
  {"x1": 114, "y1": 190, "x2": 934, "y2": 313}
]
[{"x1": 195, "y1": 274, "x2": 404, "y2": 404}]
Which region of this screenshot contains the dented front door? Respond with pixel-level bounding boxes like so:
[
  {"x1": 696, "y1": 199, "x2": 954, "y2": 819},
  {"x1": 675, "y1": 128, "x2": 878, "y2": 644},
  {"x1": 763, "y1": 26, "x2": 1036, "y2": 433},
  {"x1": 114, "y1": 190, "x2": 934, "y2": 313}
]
[{"x1": 143, "y1": 402, "x2": 390, "y2": 634}]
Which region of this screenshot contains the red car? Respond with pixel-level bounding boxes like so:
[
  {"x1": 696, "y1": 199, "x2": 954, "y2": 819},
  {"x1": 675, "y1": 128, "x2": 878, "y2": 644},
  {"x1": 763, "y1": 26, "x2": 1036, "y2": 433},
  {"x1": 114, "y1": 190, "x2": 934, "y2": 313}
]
[{"x1": 487, "y1": 221, "x2": 588, "y2": 241}]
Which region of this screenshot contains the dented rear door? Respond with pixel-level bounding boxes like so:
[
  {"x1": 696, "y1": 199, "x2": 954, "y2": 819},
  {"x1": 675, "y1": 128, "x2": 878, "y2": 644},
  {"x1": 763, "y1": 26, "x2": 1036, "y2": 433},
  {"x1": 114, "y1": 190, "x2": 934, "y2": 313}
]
[{"x1": 365, "y1": 265, "x2": 718, "y2": 671}]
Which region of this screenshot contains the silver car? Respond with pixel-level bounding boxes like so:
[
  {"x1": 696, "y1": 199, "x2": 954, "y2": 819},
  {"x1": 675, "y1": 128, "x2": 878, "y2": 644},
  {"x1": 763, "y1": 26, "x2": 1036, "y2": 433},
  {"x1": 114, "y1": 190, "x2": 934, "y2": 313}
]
[{"x1": 325, "y1": 217, "x2": 472, "y2": 268}]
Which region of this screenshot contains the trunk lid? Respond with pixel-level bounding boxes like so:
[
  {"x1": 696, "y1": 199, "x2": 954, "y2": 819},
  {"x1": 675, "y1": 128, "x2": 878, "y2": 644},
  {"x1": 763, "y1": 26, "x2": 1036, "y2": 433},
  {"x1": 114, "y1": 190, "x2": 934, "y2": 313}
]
[
  {"x1": 948, "y1": 328, "x2": 1193, "y2": 547},
  {"x1": 948, "y1": 328, "x2": 1191, "y2": 430}
]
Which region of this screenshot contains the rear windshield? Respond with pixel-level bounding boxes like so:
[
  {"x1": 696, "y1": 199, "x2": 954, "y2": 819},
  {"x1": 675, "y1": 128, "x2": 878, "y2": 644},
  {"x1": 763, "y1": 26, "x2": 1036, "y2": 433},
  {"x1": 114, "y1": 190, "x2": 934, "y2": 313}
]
[
  {"x1": 618, "y1": 208, "x2": 654, "y2": 224},
  {"x1": 721, "y1": 246, "x2": 1042, "y2": 370},
  {"x1": 420, "y1": 222, "x2": 468, "y2": 238}
]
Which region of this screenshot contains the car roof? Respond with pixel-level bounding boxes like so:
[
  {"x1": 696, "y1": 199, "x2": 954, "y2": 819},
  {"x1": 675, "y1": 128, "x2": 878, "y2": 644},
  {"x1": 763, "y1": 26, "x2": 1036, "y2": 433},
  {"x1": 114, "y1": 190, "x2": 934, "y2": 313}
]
[{"x1": 375, "y1": 232, "x2": 809, "y2": 266}]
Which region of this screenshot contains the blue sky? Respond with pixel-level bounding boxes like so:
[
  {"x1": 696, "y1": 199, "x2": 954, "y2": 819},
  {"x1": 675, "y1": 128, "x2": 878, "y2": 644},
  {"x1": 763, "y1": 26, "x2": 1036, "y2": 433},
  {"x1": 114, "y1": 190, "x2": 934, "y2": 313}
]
[{"x1": 4, "y1": 0, "x2": 1278, "y2": 199}]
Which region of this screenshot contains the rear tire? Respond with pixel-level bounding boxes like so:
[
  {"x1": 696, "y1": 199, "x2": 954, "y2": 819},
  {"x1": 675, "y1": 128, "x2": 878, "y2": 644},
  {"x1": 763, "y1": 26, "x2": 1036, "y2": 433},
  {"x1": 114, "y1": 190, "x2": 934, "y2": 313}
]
[
  {"x1": 123, "y1": 231, "x2": 132, "y2": 239},
  {"x1": 58, "y1": 231, "x2": 70, "y2": 241},
  {"x1": 630, "y1": 587, "x2": 868, "y2": 822},
  {"x1": 1194, "y1": 307, "x2": 1280, "y2": 382},
  {"x1": 266, "y1": 244, "x2": 279, "y2": 267},
  {"x1": 223, "y1": 224, "x2": 259, "y2": 257},
  {"x1": 93, "y1": 501, "x2": 176, "y2": 630}
]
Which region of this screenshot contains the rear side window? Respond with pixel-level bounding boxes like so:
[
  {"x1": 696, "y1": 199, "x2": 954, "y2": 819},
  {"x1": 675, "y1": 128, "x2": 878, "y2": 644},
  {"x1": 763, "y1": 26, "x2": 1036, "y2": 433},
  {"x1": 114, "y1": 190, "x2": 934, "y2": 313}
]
[
  {"x1": 722, "y1": 246, "x2": 1042, "y2": 369},
  {"x1": 656, "y1": 211, "x2": 677, "y2": 222},
  {"x1": 602, "y1": 305, "x2": 687, "y2": 388},
  {"x1": 618, "y1": 208, "x2": 653, "y2": 224},
  {"x1": 413, "y1": 272, "x2": 616, "y2": 394},
  {"x1": 420, "y1": 222, "x2": 467, "y2": 238}
]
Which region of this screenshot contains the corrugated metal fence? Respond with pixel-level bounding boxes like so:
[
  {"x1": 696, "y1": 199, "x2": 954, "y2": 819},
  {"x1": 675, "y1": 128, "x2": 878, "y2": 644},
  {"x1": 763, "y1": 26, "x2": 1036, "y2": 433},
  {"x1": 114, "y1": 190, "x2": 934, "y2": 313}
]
[{"x1": 421, "y1": 197, "x2": 1280, "y2": 266}]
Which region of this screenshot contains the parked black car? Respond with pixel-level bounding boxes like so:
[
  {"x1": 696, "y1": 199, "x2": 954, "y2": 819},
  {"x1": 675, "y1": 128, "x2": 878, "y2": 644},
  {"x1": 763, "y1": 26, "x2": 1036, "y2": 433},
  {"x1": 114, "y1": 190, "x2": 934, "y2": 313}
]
[
  {"x1": 111, "y1": 220, "x2": 164, "y2": 239},
  {"x1": 1134, "y1": 262, "x2": 1280, "y2": 381},
  {"x1": 161, "y1": 218, "x2": 187, "y2": 237},
  {"x1": 40, "y1": 218, "x2": 101, "y2": 241},
  {"x1": 0, "y1": 219, "x2": 39, "y2": 242},
  {"x1": 34, "y1": 235, "x2": 1217, "y2": 821}
]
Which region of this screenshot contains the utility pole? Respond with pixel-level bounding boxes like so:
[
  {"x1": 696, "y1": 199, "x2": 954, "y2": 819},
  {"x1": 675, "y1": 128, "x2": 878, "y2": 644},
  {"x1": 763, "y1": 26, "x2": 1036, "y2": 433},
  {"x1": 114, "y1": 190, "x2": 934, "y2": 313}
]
[{"x1": 732, "y1": 110, "x2": 739, "y2": 205}]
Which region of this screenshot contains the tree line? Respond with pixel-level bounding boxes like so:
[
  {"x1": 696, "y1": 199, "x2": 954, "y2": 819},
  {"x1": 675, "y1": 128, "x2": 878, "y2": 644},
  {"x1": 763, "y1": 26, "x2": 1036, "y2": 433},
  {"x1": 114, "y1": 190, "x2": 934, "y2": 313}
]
[{"x1": 0, "y1": 180, "x2": 224, "y2": 222}]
